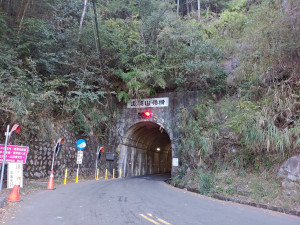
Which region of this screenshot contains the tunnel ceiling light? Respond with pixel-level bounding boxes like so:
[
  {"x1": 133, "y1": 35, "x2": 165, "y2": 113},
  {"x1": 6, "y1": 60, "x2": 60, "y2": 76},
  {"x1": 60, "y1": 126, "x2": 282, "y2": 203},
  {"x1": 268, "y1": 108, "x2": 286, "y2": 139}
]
[{"x1": 156, "y1": 148, "x2": 160, "y2": 151}]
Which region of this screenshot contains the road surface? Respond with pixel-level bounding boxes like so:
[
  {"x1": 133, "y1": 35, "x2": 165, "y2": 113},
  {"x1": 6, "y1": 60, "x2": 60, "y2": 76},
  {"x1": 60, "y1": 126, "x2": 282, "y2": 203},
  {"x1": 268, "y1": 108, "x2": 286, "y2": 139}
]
[{"x1": 7, "y1": 174, "x2": 300, "y2": 225}]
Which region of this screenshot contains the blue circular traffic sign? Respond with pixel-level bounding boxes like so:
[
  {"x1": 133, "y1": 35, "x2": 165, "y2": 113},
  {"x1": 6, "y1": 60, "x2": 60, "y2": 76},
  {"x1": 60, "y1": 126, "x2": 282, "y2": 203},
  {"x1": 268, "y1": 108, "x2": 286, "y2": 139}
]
[{"x1": 76, "y1": 139, "x2": 86, "y2": 150}]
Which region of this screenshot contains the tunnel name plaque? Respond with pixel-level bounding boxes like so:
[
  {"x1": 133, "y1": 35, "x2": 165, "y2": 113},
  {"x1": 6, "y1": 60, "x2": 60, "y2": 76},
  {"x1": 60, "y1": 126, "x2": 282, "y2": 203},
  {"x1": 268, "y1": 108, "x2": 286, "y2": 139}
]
[{"x1": 127, "y1": 97, "x2": 169, "y2": 108}]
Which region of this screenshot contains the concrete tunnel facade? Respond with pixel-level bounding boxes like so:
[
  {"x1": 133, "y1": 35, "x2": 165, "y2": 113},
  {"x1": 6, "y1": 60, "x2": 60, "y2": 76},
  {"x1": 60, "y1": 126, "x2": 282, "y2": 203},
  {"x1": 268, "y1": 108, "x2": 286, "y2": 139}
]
[{"x1": 110, "y1": 91, "x2": 201, "y2": 178}]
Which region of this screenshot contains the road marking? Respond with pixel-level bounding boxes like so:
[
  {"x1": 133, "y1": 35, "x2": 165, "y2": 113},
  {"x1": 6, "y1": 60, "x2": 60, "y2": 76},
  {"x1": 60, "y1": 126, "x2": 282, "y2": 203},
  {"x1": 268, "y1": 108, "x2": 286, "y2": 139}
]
[
  {"x1": 156, "y1": 217, "x2": 172, "y2": 225},
  {"x1": 139, "y1": 213, "x2": 172, "y2": 225},
  {"x1": 139, "y1": 214, "x2": 160, "y2": 225}
]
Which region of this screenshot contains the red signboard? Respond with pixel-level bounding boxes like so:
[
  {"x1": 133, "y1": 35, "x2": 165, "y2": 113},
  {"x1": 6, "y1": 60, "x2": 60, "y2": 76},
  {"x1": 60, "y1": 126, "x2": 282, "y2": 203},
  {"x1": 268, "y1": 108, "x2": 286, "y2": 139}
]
[{"x1": 0, "y1": 145, "x2": 29, "y2": 164}]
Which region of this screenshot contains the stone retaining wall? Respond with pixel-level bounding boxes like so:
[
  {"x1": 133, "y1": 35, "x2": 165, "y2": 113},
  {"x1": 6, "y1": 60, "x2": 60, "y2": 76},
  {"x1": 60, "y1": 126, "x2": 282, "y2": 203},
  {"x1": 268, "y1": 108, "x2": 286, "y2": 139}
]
[{"x1": 23, "y1": 125, "x2": 102, "y2": 179}]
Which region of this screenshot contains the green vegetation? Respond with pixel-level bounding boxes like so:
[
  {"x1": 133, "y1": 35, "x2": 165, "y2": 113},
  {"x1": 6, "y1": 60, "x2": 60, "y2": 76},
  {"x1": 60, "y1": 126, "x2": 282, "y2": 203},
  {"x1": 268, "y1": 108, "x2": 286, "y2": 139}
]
[
  {"x1": 171, "y1": 0, "x2": 299, "y2": 210},
  {"x1": 198, "y1": 172, "x2": 215, "y2": 195},
  {"x1": 226, "y1": 177, "x2": 233, "y2": 185},
  {"x1": 226, "y1": 186, "x2": 236, "y2": 195},
  {"x1": 0, "y1": 0, "x2": 227, "y2": 141}
]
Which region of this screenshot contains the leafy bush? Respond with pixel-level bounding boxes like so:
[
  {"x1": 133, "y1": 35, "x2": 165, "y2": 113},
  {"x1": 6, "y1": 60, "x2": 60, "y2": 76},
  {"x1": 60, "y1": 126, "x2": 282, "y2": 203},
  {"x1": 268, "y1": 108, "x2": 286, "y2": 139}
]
[
  {"x1": 226, "y1": 177, "x2": 233, "y2": 184},
  {"x1": 198, "y1": 172, "x2": 215, "y2": 195},
  {"x1": 226, "y1": 187, "x2": 236, "y2": 195}
]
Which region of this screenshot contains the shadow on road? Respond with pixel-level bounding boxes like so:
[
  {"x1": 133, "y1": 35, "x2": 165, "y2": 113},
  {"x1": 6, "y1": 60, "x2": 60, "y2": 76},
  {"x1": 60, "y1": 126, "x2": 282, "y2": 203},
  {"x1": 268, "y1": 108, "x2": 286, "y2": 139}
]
[{"x1": 128, "y1": 173, "x2": 171, "y2": 182}]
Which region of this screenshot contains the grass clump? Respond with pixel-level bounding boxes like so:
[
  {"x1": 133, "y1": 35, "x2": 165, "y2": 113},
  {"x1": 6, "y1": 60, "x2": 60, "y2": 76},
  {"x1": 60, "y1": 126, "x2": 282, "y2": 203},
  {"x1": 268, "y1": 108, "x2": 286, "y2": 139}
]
[{"x1": 197, "y1": 173, "x2": 215, "y2": 195}]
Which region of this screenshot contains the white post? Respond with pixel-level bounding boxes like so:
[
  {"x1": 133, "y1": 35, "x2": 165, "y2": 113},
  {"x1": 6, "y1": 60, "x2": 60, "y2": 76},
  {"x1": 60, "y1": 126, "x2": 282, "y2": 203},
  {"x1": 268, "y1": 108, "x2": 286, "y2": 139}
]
[{"x1": 0, "y1": 125, "x2": 10, "y2": 191}]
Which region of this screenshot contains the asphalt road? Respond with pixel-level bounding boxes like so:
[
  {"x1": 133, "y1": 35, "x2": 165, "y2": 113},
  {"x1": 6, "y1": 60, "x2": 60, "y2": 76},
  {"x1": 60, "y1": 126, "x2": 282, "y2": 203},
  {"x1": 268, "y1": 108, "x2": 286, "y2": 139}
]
[{"x1": 7, "y1": 174, "x2": 300, "y2": 225}]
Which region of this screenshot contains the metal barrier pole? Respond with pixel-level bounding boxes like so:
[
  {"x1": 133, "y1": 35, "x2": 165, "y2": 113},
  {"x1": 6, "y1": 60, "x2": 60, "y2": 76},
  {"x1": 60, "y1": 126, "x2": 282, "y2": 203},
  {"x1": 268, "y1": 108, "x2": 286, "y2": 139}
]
[{"x1": 0, "y1": 125, "x2": 10, "y2": 191}]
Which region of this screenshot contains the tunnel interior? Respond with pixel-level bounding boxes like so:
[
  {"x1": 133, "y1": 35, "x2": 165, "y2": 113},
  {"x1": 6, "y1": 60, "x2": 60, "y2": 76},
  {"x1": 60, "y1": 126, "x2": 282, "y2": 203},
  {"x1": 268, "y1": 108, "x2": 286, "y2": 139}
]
[{"x1": 119, "y1": 122, "x2": 172, "y2": 177}]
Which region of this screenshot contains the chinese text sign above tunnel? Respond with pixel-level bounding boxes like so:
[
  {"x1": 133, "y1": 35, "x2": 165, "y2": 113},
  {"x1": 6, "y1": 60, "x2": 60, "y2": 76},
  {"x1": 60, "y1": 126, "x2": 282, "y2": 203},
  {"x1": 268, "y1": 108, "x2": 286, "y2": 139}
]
[
  {"x1": 0, "y1": 145, "x2": 29, "y2": 164},
  {"x1": 127, "y1": 97, "x2": 169, "y2": 108}
]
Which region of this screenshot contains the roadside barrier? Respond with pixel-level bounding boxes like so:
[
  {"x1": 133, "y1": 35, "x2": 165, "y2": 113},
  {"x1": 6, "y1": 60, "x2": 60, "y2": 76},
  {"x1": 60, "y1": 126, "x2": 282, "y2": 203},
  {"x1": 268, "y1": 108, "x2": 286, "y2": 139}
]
[
  {"x1": 96, "y1": 168, "x2": 99, "y2": 180},
  {"x1": 64, "y1": 169, "x2": 68, "y2": 184},
  {"x1": 47, "y1": 170, "x2": 55, "y2": 190},
  {"x1": 113, "y1": 169, "x2": 115, "y2": 179},
  {"x1": 76, "y1": 168, "x2": 79, "y2": 183},
  {"x1": 105, "y1": 169, "x2": 108, "y2": 180}
]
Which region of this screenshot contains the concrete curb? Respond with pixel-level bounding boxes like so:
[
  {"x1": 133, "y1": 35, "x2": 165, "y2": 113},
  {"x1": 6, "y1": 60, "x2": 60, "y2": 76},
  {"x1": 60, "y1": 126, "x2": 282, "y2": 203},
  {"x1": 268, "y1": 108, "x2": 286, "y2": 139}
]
[
  {"x1": 212, "y1": 194, "x2": 300, "y2": 217},
  {"x1": 169, "y1": 182, "x2": 300, "y2": 217}
]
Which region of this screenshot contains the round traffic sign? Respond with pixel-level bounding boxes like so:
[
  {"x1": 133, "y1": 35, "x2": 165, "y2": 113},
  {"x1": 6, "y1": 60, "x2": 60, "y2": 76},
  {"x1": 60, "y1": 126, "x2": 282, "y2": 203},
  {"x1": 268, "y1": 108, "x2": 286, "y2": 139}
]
[{"x1": 76, "y1": 139, "x2": 86, "y2": 150}]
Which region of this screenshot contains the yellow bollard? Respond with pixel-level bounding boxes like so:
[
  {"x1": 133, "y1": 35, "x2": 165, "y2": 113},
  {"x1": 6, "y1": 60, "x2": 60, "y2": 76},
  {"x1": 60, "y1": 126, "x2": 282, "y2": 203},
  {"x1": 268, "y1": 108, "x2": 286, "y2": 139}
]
[
  {"x1": 119, "y1": 169, "x2": 122, "y2": 178},
  {"x1": 113, "y1": 169, "x2": 115, "y2": 179},
  {"x1": 64, "y1": 169, "x2": 68, "y2": 184},
  {"x1": 138, "y1": 169, "x2": 140, "y2": 176},
  {"x1": 96, "y1": 168, "x2": 99, "y2": 180},
  {"x1": 76, "y1": 168, "x2": 79, "y2": 183},
  {"x1": 105, "y1": 169, "x2": 108, "y2": 180}
]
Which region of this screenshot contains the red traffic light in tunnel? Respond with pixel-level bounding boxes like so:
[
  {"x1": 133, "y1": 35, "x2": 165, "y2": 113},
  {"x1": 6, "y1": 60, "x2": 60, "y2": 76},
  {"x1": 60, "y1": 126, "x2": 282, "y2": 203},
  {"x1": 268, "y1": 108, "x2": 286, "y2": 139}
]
[
  {"x1": 138, "y1": 110, "x2": 152, "y2": 119},
  {"x1": 8, "y1": 124, "x2": 21, "y2": 144}
]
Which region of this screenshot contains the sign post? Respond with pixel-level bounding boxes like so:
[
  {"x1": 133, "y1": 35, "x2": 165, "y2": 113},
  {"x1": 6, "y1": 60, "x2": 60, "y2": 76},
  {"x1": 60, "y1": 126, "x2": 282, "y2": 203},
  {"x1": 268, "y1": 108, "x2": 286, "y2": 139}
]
[
  {"x1": 0, "y1": 125, "x2": 10, "y2": 191},
  {"x1": 7, "y1": 163, "x2": 23, "y2": 188},
  {"x1": 95, "y1": 146, "x2": 104, "y2": 180},
  {"x1": 76, "y1": 139, "x2": 86, "y2": 183},
  {"x1": 0, "y1": 145, "x2": 29, "y2": 164},
  {"x1": 0, "y1": 145, "x2": 29, "y2": 189},
  {"x1": 76, "y1": 151, "x2": 83, "y2": 183},
  {"x1": 50, "y1": 138, "x2": 64, "y2": 173},
  {"x1": 76, "y1": 151, "x2": 83, "y2": 164},
  {"x1": 47, "y1": 138, "x2": 64, "y2": 190}
]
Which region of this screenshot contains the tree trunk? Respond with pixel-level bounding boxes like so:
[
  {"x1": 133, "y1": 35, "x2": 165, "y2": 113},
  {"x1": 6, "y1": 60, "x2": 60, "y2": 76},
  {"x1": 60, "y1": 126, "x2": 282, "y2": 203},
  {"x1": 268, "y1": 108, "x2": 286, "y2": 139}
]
[
  {"x1": 197, "y1": 0, "x2": 200, "y2": 21},
  {"x1": 91, "y1": 0, "x2": 102, "y2": 68},
  {"x1": 186, "y1": 0, "x2": 190, "y2": 15},
  {"x1": 78, "y1": 0, "x2": 88, "y2": 42},
  {"x1": 17, "y1": 0, "x2": 24, "y2": 22},
  {"x1": 177, "y1": 0, "x2": 180, "y2": 16},
  {"x1": 18, "y1": 0, "x2": 31, "y2": 35}
]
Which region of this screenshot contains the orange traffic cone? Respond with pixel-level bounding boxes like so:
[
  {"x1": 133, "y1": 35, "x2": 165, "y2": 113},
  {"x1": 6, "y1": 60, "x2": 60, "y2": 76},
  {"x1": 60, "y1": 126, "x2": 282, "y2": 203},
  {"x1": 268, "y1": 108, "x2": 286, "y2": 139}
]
[
  {"x1": 8, "y1": 184, "x2": 20, "y2": 202},
  {"x1": 8, "y1": 176, "x2": 21, "y2": 202},
  {"x1": 47, "y1": 170, "x2": 55, "y2": 190}
]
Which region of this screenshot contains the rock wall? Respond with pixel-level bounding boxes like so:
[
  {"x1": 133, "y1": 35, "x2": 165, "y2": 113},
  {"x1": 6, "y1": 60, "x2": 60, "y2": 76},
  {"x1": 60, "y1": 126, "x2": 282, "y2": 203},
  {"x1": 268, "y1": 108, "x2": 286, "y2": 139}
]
[
  {"x1": 277, "y1": 156, "x2": 300, "y2": 196},
  {"x1": 23, "y1": 124, "x2": 102, "y2": 179}
]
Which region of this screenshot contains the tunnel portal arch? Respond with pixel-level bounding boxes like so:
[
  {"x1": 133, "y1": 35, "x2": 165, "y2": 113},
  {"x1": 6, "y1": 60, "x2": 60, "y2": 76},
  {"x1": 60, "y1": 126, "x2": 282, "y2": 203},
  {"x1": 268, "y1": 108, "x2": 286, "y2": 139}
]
[
  {"x1": 112, "y1": 93, "x2": 201, "y2": 177},
  {"x1": 118, "y1": 121, "x2": 172, "y2": 177}
]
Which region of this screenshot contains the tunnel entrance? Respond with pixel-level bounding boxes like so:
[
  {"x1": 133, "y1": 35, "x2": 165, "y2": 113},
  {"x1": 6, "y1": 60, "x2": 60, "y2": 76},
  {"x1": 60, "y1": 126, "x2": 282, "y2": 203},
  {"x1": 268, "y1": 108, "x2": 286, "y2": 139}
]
[{"x1": 118, "y1": 122, "x2": 172, "y2": 177}]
